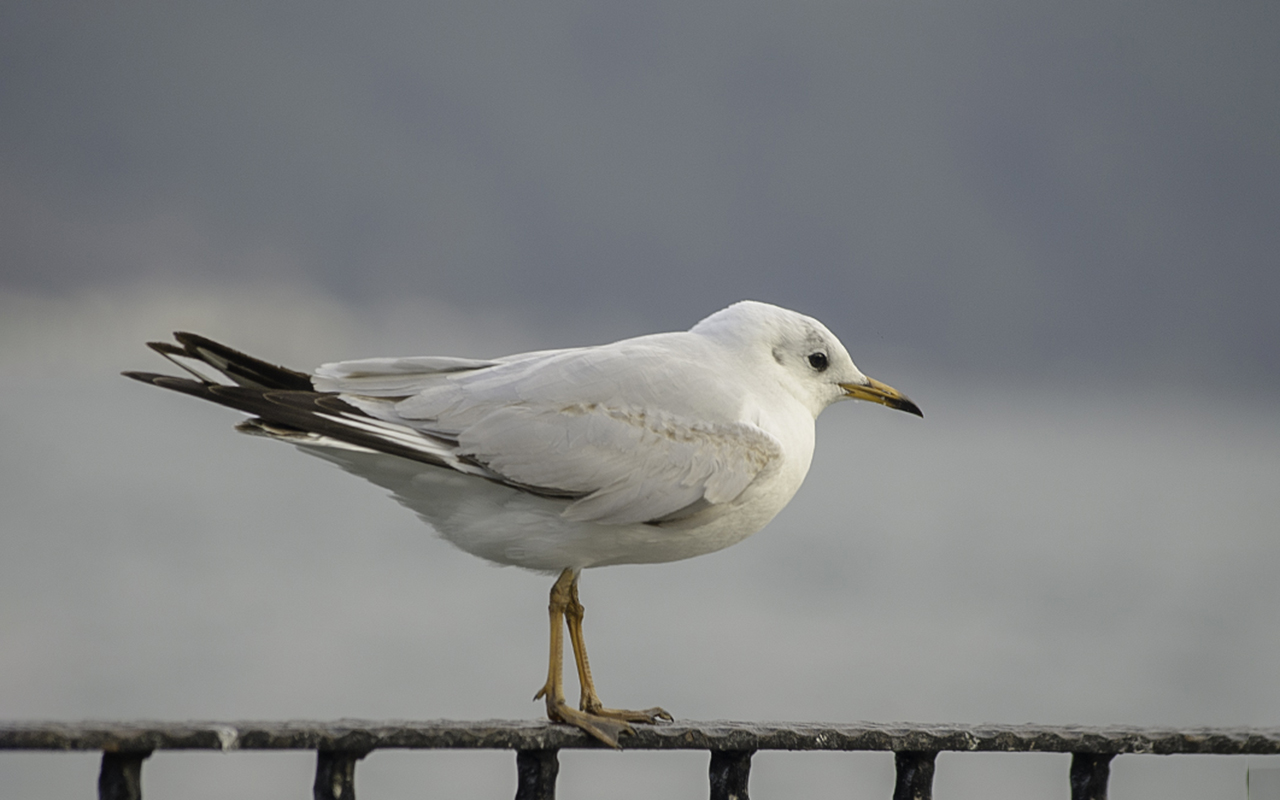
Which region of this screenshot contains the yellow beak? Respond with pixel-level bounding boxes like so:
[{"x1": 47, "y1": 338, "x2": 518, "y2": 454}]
[{"x1": 839, "y1": 377, "x2": 923, "y2": 417}]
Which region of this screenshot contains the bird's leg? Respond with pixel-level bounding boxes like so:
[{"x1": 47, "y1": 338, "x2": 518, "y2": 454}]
[
  {"x1": 533, "y1": 568, "x2": 574, "y2": 714},
  {"x1": 565, "y1": 574, "x2": 673, "y2": 725},
  {"x1": 533, "y1": 568, "x2": 634, "y2": 747}
]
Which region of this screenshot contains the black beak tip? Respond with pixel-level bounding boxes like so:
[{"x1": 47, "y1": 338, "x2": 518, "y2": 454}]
[{"x1": 898, "y1": 397, "x2": 924, "y2": 418}]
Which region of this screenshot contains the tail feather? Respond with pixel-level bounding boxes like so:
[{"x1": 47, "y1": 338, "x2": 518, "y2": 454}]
[
  {"x1": 144, "y1": 341, "x2": 221, "y2": 383},
  {"x1": 122, "y1": 368, "x2": 454, "y2": 469},
  {"x1": 161, "y1": 331, "x2": 314, "y2": 391},
  {"x1": 124, "y1": 332, "x2": 464, "y2": 469}
]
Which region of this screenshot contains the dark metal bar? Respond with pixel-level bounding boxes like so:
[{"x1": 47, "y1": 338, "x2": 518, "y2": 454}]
[
  {"x1": 892, "y1": 750, "x2": 937, "y2": 800},
  {"x1": 5, "y1": 720, "x2": 1280, "y2": 754},
  {"x1": 314, "y1": 749, "x2": 366, "y2": 800},
  {"x1": 1070, "y1": 752, "x2": 1115, "y2": 800},
  {"x1": 99, "y1": 751, "x2": 150, "y2": 800},
  {"x1": 708, "y1": 749, "x2": 753, "y2": 800},
  {"x1": 515, "y1": 749, "x2": 560, "y2": 800}
]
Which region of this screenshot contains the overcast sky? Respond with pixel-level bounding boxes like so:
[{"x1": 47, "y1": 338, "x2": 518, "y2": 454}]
[
  {"x1": 3, "y1": 4, "x2": 1279, "y2": 799},
  {"x1": 3, "y1": 1, "x2": 1278, "y2": 387}
]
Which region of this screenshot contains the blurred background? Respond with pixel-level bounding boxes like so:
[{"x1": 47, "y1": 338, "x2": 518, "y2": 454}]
[{"x1": 2, "y1": 2, "x2": 1277, "y2": 798}]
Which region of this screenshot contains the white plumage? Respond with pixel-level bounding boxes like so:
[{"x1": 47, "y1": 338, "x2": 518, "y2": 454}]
[
  {"x1": 134, "y1": 300, "x2": 919, "y2": 571},
  {"x1": 126, "y1": 299, "x2": 922, "y2": 745},
  {"x1": 315, "y1": 301, "x2": 862, "y2": 567}
]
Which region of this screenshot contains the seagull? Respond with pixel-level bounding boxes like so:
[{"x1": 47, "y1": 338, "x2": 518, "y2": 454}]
[{"x1": 124, "y1": 300, "x2": 921, "y2": 746}]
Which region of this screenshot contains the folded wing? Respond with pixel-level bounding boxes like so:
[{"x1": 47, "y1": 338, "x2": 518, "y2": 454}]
[
  {"x1": 131, "y1": 332, "x2": 783, "y2": 527},
  {"x1": 326, "y1": 341, "x2": 786, "y2": 526},
  {"x1": 453, "y1": 403, "x2": 782, "y2": 525}
]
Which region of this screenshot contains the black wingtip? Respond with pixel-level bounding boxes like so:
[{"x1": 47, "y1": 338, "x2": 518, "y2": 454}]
[
  {"x1": 122, "y1": 371, "x2": 213, "y2": 394},
  {"x1": 121, "y1": 370, "x2": 161, "y2": 384},
  {"x1": 173, "y1": 331, "x2": 237, "y2": 354},
  {"x1": 146, "y1": 341, "x2": 185, "y2": 356},
  {"x1": 172, "y1": 331, "x2": 211, "y2": 349},
  {"x1": 169, "y1": 331, "x2": 315, "y2": 391}
]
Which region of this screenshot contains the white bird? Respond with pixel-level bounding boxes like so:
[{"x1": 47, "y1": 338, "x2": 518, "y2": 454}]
[{"x1": 125, "y1": 300, "x2": 921, "y2": 746}]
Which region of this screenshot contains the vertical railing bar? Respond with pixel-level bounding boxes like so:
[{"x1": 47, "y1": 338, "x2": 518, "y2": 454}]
[
  {"x1": 99, "y1": 750, "x2": 151, "y2": 800},
  {"x1": 515, "y1": 749, "x2": 560, "y2": 800},
  {"x1": 892, "y1": 750, "x2": 937, "y2": 800},
  {"x1": 1069, "y1": 752, "x2": 1115, "y2": 800},
  {"x1": 314, "y1": 749, "x2": 367, "y2": 800},
  {"x1": 709, "y1": 749, "x2": 754, "y2": 800}
]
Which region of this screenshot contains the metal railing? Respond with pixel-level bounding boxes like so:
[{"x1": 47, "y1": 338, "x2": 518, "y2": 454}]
[{"x1": 4, "y1": 719, "x2": 1280, "y2": 800}]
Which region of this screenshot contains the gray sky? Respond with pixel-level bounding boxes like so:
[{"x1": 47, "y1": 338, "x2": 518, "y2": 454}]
[
  {"x1": 3, "y1": 4, "x2": 1280, "y2": 799},
  {"x1": 3, "y1": 1, "x2": 1278, "y2": 386}
]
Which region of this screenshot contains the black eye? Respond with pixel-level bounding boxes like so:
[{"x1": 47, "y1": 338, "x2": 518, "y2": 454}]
[{"x1": 807, "y1": 352, "x2": 829, "y2": 372}]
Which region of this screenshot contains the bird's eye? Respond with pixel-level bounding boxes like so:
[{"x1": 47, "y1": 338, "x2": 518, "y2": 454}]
[{"x1": 807, "y1": 352, "x2": 829, "y2": 372}]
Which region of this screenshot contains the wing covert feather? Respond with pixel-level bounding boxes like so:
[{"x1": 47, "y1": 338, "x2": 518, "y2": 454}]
[
  {"x1": 317, "y1": 335, "x2": 781, "y2": 524},
  {"x1": 456, "y1": 404, "x2": 782, "y2": 525},
  {"x1": 313, "y1": 356, "x2": 502, "y2": 396}
]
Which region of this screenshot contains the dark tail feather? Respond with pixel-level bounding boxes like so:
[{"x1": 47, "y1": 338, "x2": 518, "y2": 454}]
[
  {"x1": 122, "y1": 370, "x2": 347, "y2": 423},
  {"x1": 144, "y1": 332, "x2": 315, "y2": 391},
  {"x1": 120, "y1": 371, "x2": 451, "y2": 468}
]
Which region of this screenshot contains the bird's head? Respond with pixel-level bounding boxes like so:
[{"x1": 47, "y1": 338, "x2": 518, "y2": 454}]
[{"x1": 693, "y1": 300, "x2": 923, "y2": 419}]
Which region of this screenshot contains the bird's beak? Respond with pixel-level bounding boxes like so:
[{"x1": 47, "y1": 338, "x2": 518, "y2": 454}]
[{"x1": 839, "y1": 377, "x2": 923, "y2": 418}]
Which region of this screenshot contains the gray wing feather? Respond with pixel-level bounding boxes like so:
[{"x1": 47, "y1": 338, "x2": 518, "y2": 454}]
[
  {"x1": 316, "y1": 337, "x2": 782, "y2": 525},
  {"x1": 455, "y1": 404, "x2": 781, "y2": 525}
]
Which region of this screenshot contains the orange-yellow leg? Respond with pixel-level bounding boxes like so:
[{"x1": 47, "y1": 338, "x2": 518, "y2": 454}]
[
  {"x1": 533, "y1": 568, "x2": 671, "y2": 747},
  {"x1": 565, "y1": 578, "x2": 672, "y2": 725}
]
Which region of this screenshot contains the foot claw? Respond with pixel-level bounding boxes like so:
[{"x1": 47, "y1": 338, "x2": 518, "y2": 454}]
[
  {"x1": 583, "y1": 704, "x2": 673, "y2": 725},
  {"x1": 548, "y1": 703, "x2": 635, "y2": 748}
]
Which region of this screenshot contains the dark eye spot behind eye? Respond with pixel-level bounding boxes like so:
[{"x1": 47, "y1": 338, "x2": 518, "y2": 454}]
[{"x1": 808, "y1": 352, "x2": 829, "y2": 372}]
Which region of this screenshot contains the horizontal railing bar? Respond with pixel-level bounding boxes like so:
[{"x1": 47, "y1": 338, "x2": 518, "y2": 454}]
[{"x1": 4, "y1": 720, "x2": 1280, "y2": 755}]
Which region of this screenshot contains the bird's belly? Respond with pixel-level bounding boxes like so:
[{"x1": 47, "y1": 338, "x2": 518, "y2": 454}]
[
  {"x1": 436, "y1": 454, "x2": 807, "y2": 571},
  {"x1": 298, "y1": 444, "x2": 800, "y2": 573},
  {"x1": 430, "y1": 483, "x2": 784, "y2": 572}
]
